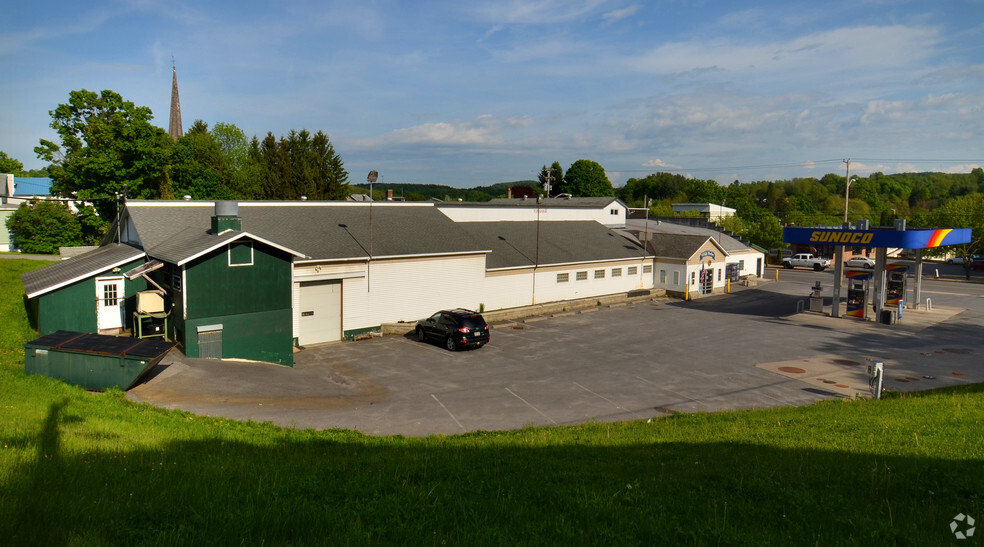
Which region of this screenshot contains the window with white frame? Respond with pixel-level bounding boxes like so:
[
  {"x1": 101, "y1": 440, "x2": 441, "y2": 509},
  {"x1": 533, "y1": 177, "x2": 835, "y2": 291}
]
[
  {"x1": 228, "y1": 241, "x2": 254, "y2": 267},
  {"x1": 557, "y1": 273, "x2": 569, "y2": 283},
  {"x1": 717, "y1": 269, "x2": 722, "y2": 281},
  {"x1": 612, "y1": 268, "x2": 622, "y2": 277},
  {"x1": 643, "y1": 264, "x2": 653, "y2": 274},
  {"x1": 627, "y1": 266, "x2": 638, "y2": 275},
  {"x1": 576, "y1": 271, "x2": 588, "y2": 281},
  {"x1": 594, "y1": 269, "x2": 605, "y2": 279},
  {"x1": 659, "y1": 270, "x2": 666, "y2": 283},
  {"x1": 673, "y1": 271, "x2": 680, "y2": 285}
]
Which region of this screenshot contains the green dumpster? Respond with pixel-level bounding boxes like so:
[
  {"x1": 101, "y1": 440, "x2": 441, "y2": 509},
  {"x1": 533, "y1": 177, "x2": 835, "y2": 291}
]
[{"x1": 24, "y1": 331, "x2": 173, "y2": 391}]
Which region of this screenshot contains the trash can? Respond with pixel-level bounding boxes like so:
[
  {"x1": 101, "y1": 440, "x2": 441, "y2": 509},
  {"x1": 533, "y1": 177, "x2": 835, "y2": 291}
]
[{"x1": 879, "y1": 309, "x2": 896, "y2": 325}]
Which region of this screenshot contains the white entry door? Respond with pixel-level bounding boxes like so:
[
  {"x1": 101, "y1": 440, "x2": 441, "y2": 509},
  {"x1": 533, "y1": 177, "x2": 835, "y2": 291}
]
[
  {"x1": 298, "y1": 280, "x2": 342, "y2": 345},
  {"x1": 95, "y1": 277, "x2": 124, "y2": 332}
]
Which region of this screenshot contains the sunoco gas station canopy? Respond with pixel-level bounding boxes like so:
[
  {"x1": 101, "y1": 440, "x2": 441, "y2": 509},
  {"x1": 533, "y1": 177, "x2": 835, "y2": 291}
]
[{"x1": 783, "y1": 227, "x2": 972, "y2": 249}]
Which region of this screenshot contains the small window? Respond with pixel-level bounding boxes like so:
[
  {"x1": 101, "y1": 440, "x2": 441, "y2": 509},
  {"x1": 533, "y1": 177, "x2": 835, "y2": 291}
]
[
  {"x1": 229, "y1": 241, "x2": 253, "y2": 267},
  {"x1": 576, "y1": 271, "x2": 588, "y2": 281},
  {"x1": 102, "y1": 284, "x2": 118, "y2": 307},
  {"x1": 557, "y1": 273, "x2": 569, "y2": 283},
  {"x1": 673, "y1": 271, "x2": 680, "y2": 285},
  {"x1": 172, "y1": 271, "x2": 182, "y2": 292},
  {"x1": 627, "y1": 266, "x2": 638, "y2": 275},
  {"x1": 594, "y1": 269, "x2": 605, "y2": 279},
  {"x1": 643, "y1": 264, "x2": 653, "y2": 274},
  {"x1": 691, "y1": 271, "x2": 696, "y2": 285},
  {"x1": 659, "y1": 270, "x2": 666, "y2": 283},
  {"x1": 611, "y1": 268, "x2": 622, "y2": 277},
  {"x1": 717, "y1": 269, "x2": 722, "y2": 281},
  {"x1": 738, "y1": 260, "x2": 745, "y2": 271}
]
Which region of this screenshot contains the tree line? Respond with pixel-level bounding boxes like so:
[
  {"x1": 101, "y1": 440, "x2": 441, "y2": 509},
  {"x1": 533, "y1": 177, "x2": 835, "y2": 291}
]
[
  {"x1": 5, "y1": 89, "x2": 349, "y2": 252},
  {"x1": 4, "y1": 88, "x2": 982, "y2": 257}
]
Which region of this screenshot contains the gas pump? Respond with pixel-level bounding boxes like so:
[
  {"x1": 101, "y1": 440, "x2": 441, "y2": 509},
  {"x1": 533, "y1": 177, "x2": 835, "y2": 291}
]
[
  {"x1": 886, "y1": 264, "x2": 907, "y2": 307},
  {"x1": 845, "y1": 271, "x2": 871, "y2": 319}
]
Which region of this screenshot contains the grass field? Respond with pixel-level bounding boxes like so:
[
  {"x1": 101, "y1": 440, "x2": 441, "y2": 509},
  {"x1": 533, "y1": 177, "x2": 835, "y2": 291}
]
[{"x1": 1, "y1": 258, "x2": 982, "y2": 545}]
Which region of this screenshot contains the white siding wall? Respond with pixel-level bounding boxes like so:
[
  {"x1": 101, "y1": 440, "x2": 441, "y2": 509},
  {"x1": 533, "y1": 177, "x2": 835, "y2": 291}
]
[
  {"x1": 482, "y1": 259, "x2": 653, "y2": 311},
  {"x1": 438, "y1": 205, "x2": 626, "y2": 227},
  {"x1": 345, "y1": 254, "x2": 489, "y2": 331}
]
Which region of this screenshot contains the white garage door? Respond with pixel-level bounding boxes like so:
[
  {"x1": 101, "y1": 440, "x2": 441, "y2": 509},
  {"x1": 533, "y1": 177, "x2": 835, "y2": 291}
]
[{"x1": 298, "y1": 280, "x2": 342, "y2": 345}]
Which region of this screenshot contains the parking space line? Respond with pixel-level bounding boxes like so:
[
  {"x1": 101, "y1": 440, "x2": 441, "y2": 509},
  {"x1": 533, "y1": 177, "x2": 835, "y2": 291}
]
[
  {"x1": 431, "y1": 394, "x2": 464, "y2": 430},
  {"x1": 505, "y1": 387, "x2": 557, "y2": 425},
  {"x1": 634, "y1": 375, "x2": 705, "y2": 405},
  {"x1": 573, "y1": 382, "x2": 644, "y2": 419}
]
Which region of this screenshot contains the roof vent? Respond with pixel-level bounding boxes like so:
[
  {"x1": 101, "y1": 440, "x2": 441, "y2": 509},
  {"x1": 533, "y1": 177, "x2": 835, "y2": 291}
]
[{"x1": 215, "y1": 201, "x2": 238, "y2": 217}]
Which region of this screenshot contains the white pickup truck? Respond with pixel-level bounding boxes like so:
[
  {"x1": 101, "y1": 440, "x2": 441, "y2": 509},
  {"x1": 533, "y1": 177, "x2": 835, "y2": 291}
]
[{"x1": 782, "y1": 253, "x2": 832, "y2": 271}]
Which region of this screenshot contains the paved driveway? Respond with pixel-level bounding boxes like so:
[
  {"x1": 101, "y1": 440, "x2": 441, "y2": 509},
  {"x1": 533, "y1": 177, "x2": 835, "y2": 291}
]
[{"x1": 128, "y1": 272, "x2": 984, "y2": 436}]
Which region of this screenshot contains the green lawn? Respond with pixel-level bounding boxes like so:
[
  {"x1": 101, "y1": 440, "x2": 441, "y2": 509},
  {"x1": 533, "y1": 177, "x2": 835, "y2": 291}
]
[{"x1": 1, "y1": 259, "x2": 982, "y2": 545}]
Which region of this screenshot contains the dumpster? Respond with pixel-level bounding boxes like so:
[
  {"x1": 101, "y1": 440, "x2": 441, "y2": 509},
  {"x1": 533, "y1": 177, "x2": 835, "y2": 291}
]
[{"x1": 24, "y1": 331, "x2": 173, "y2": 391}]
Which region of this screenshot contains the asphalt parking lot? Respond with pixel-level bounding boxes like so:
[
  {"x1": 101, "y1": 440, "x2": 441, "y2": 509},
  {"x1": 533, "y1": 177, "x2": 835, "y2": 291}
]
[{"x1": 128, "y1": 269, "x2": 984, "y2": 436}]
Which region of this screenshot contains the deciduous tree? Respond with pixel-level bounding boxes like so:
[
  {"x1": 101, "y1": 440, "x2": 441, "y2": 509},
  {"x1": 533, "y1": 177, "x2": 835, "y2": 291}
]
[
  {"x1": 35, "y1": 89, "x2": 173, "y2": 219},
  {"x1": 4, "y1": 199, "x2": 83, "y2": 254},
  {"x1": 563, "y1": 159, "x2": 614, "y2": 197}
]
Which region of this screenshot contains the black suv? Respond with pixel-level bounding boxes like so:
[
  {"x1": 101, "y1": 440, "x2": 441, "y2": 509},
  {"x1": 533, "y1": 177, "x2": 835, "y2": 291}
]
[{"x1": 415, "y1": 309, "x2": 490, "y2": 351}]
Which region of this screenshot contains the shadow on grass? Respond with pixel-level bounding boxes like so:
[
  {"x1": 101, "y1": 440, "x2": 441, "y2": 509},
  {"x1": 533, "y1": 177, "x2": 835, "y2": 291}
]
[{"x1": 1, "y1": 393, "x2": 982, "y2": 545}]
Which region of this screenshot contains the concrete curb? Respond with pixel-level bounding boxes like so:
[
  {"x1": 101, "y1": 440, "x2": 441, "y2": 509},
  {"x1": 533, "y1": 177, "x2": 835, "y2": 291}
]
[{"x1": 381, "y1": 288, "x2": 667, "y2": 335}]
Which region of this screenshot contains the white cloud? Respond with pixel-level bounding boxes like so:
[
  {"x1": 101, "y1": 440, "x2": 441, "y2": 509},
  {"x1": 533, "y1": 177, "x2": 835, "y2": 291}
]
[
  {"x1": 602, "y1": 4, "x2": 640, "y2": 25},
  {"x1": 472, "y1": 0, "x2": 608, "y2": 24}
]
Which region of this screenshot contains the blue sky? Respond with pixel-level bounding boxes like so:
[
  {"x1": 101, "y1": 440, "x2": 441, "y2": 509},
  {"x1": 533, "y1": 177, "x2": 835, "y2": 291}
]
[{"x1": 2, "y1": 0, "x2": 983, "y2": 188}]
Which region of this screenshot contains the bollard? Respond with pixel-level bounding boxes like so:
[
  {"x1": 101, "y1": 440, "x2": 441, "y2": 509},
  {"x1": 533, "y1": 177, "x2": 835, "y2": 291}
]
[
  {"x1": 935, "y1": 269, "x2": 939, "y2": 279},
  {"x1": 925, "y1": 298, "x2": 932, "y2": 311}
]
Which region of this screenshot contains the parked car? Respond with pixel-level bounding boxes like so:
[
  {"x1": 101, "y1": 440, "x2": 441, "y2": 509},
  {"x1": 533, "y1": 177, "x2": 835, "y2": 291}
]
[
  {"x1": 415, "y1": 309, "x2": 490, "y2": 351},
  {"x1": 946, "y1": 255, "x2": 981, "y2": 265},
  {"x1": 782, "y1": 253, "x2": 831, "y2": 271},
  {"x1": 844, "y1": 256, "x2": 875, "y2": 269},
  {"x1": 971, "y1": 260, "x2": 984, "y2": 271}
]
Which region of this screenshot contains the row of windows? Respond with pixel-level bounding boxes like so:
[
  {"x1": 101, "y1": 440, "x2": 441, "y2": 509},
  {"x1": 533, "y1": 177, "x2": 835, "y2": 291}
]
[{"x1": 557, "y1": 264, "x2": 651, "y2": 283}]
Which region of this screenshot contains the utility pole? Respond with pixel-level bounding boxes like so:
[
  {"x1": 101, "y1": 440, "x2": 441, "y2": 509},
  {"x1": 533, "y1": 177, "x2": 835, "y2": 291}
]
[
  {"x1": 843, "y1": 158, "x2": 851, "y2": 224},
  {"x1": 543, "y1": 167, "x2": 553, "y2": 198}
]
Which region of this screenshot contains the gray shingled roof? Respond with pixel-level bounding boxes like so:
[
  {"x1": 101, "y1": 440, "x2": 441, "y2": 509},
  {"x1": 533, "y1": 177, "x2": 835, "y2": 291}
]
[
  {"x1": 122, "y1": 201, "x2": 489, "y2": 262},
  {"x1": 625, "y1": 219, "x2": 751, "y2": 252},
  {"x1": 457, "y1": 221, "x2": 647, "y2": 270},
  {"x1": 21, "y1": 244, "x2": 145, "y2": 298},
  {"x1": 448, "y1": 196, "x2": 623, "y2": 209},
  {"x1": 641, "y1": 234, "x2": 726, "y2": 261}
]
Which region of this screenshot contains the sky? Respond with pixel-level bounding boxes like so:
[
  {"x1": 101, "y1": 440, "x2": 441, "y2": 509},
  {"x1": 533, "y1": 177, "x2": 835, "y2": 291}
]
[{"x1": 1, "y1": 0, "x2": 983, "y2": 188}]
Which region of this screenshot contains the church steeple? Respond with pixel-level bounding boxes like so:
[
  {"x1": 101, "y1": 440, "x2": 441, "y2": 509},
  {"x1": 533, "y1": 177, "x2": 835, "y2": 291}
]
[{"x1": 168, "y1": 60, "x2": 183, "y2": 141}]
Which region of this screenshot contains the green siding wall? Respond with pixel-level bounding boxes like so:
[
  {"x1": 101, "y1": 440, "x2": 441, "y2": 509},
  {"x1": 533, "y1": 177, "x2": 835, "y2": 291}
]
[
  {"x1": 35, "y1": 259, "x2": 147, "y2": 335},
  {"x1": 183, "y1": 309, "x2": 294, "y2": 366},
  {"x1": 185, "y1": 243, "x2": 292, "y2": 319},
  {"x1": 182, "y1": 242, "x2": 294, "y2": 366}
]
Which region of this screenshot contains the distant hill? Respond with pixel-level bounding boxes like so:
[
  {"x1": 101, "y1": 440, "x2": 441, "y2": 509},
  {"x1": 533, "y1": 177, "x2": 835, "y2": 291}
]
[{"x1": 352, "y1": 180, "x2": 540, "y2": 202}]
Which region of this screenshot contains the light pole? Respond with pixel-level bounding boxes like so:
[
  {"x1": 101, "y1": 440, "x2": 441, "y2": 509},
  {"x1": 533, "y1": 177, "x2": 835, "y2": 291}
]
[{"x1": 843, "y1": 159, "x2": 851, "y2": 224}]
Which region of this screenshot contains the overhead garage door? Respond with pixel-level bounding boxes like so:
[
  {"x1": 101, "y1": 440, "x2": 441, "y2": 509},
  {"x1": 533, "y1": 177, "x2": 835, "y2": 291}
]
[{"x1": 298, "y1": 280, "x2": 342, "y2": 346}]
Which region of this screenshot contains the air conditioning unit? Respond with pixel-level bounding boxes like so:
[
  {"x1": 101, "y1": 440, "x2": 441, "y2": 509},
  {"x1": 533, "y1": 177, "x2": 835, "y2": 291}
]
[
  {"x1": 136, "y1": 290, "x2": 165, "y2": 314},
  {"x1": 867, "y1": 360, "x2": 884, "y2": 399}
]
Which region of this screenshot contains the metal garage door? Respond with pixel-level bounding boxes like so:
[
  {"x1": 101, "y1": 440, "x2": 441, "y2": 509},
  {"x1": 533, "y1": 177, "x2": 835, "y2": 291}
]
[{"x1": 298, "y1": 280, "x2": 342, "y2": 346}]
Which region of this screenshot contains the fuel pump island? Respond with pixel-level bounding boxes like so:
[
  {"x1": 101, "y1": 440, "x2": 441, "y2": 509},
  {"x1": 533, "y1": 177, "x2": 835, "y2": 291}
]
[{"x1": 783, "y1": 222, "x2": 971, "y2": 322}]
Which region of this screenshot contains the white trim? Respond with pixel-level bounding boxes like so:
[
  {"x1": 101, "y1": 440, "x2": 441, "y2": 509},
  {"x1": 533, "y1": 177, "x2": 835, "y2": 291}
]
[
  {"x1": 485, "y1": 255, "x2": 652, "y2": 272},
  {"x1": 294, "y1": 271, "x2": 365, "y2": 282},
  {"x1": 181, "y1": 266, "x2": 188, "y2": 320},
  {"x1": 293, "y1": 249, "x2": 490, "y2": 265},
  {"x1": 176, "y1": 231, "x2": 306, "y2": 266},
  {"x1": 227, "y1": 240, "x2": 254, "y2": 267},
  {"x1": 25, "y1": 252, "x2": 145, "y2": 299}
]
